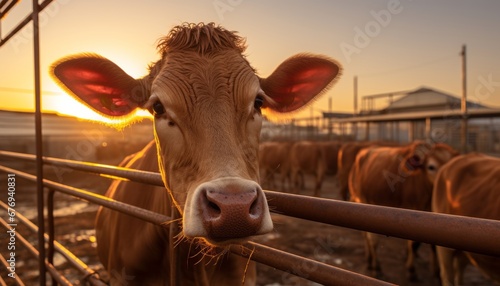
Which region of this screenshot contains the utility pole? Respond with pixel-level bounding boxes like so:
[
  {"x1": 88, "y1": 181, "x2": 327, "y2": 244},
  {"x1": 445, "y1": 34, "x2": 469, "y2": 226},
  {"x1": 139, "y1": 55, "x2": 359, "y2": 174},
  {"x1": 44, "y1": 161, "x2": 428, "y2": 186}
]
[
  {"x1": 353, "y1": 76, "x2": 358, "y2": 115},
  {"x1": 328, "y1": 97, "x2": 332, "y2": 139},
  {"x1": 353, "y1": 76, "x2": 358, "y2": 140},
  {"x1": 460, "y1": 45, "x2": 468, "y2": 153}
]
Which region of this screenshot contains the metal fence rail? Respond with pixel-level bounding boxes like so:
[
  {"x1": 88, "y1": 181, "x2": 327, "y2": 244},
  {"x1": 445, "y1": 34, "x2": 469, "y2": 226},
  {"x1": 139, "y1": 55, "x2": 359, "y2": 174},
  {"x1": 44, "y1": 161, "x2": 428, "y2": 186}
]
[
  {"x1": 0, "y1": 201, "x2": 106, "y2": 286},
  {"x1": 0, "y1": 152, "x2": 396, "y2": 286},
  {"x1": 2, "y1": 150, "x2": 500, "y2": 256},
  {"x1": 0, "y1": 216, "x2": 71, "y2": 286},
  {"x1": 2, "y1": 151, "x2": 500, "y2": 285}
]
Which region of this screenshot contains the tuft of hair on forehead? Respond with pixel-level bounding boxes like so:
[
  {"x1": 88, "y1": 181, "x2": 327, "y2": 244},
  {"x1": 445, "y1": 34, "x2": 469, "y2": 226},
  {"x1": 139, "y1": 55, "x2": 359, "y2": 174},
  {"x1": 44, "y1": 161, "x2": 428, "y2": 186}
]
[{"x1": 157, "y1": 22, "x2": 247, "y2": 56}]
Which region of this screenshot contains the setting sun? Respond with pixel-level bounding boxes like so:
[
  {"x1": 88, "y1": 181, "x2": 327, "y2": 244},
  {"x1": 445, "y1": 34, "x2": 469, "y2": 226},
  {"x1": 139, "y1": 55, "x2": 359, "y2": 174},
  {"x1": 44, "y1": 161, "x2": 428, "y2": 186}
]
[{"x1": 53, "y1": 94, "x2": 152, "y2": 125}]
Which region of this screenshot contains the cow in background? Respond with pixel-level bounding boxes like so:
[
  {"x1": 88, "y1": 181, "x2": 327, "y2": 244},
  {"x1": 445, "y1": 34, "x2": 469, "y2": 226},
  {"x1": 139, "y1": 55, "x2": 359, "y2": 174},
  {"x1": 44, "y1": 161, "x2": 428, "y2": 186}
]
[
  {"x1": 51, "y1": 23, "x2": 341, "y2": 285},
  {"x1": 318, "y1": 141, "x2": 341, "y2": 177},
  {"x1": 349, "y1": 141, "x2": 458, "y2": 280},
  {"x1": 337, "y1": 141, "x2": 372, "y2": 200},
  {"x1": 432, "y1": 153, "x2": 500, "y2": 286},
  {"x1": 290, "y1": 141, "x2": 327, "y2": 197},
  {"x1": 338, "y1": 141, "x2": 397, "y2": 200},
  {"x1": 259, "y1": 141, "x2": 293, "y2": 190}
]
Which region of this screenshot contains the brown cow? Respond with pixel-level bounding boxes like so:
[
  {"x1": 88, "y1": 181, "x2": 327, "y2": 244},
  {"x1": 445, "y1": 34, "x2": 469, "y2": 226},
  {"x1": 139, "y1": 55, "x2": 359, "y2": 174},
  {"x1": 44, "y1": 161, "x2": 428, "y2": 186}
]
[
  {"x1": 259, "y1": 141, "x2": 293, "y2": 190},
  {"x1": 338, "y1": 141, "x2": 399, "y2": 201},
  {"x1": 51, "y1": 23, "x2": 341, "y2": 285},
  {"x1": 349, "y1": 141, "x2": 458, "y2": 280},
  {"x1": 337, "y1": 141, "x2": 372, "y2": 200},
  {"x1": 432, "y1": 153, "x2": 500, "y2": 286},
  {"x1": 290, "y1": 141, "x2": 327, "y2": 197},
  {"x1": 318, "y1": 141, "x2": 341, "y2": 176}
]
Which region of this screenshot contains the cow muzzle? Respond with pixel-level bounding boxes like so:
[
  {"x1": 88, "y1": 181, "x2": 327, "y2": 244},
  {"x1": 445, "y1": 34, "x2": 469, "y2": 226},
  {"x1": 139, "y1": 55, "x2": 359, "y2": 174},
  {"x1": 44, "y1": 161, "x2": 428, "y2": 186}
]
[{"x1": 183, "y1": 177, "x2": 273, "y2": 243}]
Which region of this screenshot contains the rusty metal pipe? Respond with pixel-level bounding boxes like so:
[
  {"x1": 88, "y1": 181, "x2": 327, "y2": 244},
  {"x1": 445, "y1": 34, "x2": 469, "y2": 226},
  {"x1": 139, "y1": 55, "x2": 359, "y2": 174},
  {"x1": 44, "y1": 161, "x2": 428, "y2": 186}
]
[
  {"x1": 0, "y1": 217, "x2": 71, "y2": 286},
  {"x1": 1, "y1": 151, "x2": 500, "y2": 256},
  {"x1": 46, "y1": 189, "x2": 57, "y2": 285},
  {"x1": 0, "y1": 165, "x2": 171, "y2": 226},
  {"x1": 231, "y1": 242, "x2": 396, "y2": 286},
  {"x1": 0, "y1": 273, "x2": 9, "y2": 286},
  {"x1": 0, "y1": 150, "x2": 164, "y2": 186},
  {"x1": 0, "y1": 0, "x2": 52, "y2": 47},
  {"x1": 0, "y1": 253, "x2": 25, "y2": 286},
  {"x1": 1, "y1": 165, "x2": 390, "y2": 285},
  {"x1": 0, "y1": 201, "x2": 106, "y2": 286},
  {"x1": 265, "y1": 190, "x2": 500, "y2": 257}
]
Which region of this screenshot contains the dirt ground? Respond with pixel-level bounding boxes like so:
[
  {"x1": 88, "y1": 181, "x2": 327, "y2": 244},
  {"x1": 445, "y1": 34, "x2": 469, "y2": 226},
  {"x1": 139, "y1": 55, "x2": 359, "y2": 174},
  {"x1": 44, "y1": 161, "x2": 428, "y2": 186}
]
[{"x1": 0, "y1": 164, "x2": 496, "y2": 286}]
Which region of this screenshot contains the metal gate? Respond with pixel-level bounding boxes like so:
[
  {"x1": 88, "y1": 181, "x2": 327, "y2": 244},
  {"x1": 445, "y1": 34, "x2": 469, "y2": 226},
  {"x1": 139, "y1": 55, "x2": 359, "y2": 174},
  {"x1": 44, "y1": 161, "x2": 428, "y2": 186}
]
[
  {"x1": 1, "y1": 1, "x2": 500, "y2": 285},
  {"x1": 1, "y1": 149, "x2": 500, "y2": 285}
]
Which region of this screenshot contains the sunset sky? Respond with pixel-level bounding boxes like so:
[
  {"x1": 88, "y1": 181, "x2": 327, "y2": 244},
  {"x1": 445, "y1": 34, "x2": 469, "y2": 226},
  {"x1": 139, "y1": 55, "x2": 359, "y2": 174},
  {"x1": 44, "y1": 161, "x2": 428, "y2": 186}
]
[{"x1": 1, "y1": 0, "x2": 499, "y2": 122}]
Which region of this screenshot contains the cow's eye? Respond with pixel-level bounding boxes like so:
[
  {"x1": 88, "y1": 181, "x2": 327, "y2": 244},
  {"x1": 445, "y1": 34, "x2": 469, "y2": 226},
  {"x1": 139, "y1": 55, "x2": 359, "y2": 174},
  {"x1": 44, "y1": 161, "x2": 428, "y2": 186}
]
[
  {"x1": 254, "y1": 95, "x2": 264, "y2": 110},
  {"x1": 152, "y1": 101, "x2": 165, "y2": 117}
]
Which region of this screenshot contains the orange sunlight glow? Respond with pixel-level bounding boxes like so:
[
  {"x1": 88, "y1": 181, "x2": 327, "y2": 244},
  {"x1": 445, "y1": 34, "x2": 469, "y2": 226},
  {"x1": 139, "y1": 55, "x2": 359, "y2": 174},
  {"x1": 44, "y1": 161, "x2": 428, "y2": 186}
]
[{"x1": 54, "y1": 95, "x2": 152, "y2": 126}]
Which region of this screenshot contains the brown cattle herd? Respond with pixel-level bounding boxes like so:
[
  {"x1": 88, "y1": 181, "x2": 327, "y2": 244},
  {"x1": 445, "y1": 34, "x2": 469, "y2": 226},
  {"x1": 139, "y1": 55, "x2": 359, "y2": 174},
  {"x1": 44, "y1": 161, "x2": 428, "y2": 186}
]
[{"x1": 259, "y1": 139, "x2": 500, "y2": 286}]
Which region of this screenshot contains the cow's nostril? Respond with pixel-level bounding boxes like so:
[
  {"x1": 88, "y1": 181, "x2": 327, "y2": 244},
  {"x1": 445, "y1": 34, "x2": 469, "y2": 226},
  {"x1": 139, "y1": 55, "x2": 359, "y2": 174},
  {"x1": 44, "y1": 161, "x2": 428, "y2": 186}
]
[
  {"x1": 249, "y1": 193, "x2": 260, "y2": 217},
  {"x1": 207, "y1": 201, "x2": 221, "y2": 214},
  {"x1": 203, "y1": 190, "x2": 222, "y2": 218}
]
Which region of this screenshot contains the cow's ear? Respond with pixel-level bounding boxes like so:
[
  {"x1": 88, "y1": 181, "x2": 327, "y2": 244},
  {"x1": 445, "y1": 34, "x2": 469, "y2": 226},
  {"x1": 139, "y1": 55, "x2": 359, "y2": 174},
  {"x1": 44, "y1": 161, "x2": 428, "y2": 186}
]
[
  {"x1": 402, "y1": 141, "x2": 430, "y2": 173},
  {"x1": 260, "y1": 54, "x2": 341, "y2": 113},
  {"x1": 404, "y1": 154, "x2": 424, "y2": 172},
  {"x1": 51, "y1": 54, "x2": 149, "y2": 118}
]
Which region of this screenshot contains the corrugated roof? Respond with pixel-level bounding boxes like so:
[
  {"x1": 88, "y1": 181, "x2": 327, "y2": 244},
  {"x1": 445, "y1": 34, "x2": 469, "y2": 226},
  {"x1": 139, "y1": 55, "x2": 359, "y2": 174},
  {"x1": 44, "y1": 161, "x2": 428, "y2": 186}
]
[{"x1": 382, "y1": 86, "x2": 485, "y2": 112}]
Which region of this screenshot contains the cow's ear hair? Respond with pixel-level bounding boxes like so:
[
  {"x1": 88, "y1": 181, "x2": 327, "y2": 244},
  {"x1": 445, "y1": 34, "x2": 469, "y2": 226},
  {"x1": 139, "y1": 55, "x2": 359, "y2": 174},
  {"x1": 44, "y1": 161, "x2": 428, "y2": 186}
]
[
  {"x1": 51, "y1": 54, "x2": 150, "y2": 118},
  {"x1": 260, "y1": 54, "x2": 341, "y2": 113}
]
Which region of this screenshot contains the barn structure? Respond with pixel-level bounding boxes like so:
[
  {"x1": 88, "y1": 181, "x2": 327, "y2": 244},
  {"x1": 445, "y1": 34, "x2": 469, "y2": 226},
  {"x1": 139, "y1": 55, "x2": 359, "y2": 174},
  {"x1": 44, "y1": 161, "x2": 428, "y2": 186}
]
[
  {"x1": 268, "y1": 86, "x2": 500, "y2": 155},
  {"x1": 359, "y1": 86, "x2": 485, "y2": 114}
]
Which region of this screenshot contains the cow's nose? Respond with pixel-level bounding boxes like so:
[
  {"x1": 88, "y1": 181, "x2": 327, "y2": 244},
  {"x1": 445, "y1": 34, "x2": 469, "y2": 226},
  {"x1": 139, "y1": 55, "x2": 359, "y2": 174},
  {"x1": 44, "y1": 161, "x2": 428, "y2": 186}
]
[{"x1": 200, "y1": 182, "x2": 265, "y2": 240}]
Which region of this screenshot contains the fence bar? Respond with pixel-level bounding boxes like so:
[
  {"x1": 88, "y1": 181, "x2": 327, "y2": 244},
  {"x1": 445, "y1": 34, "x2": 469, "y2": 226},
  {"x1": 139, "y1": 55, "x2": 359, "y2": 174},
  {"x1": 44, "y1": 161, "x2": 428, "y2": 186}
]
[
  {"x1": 169, "y1": 208, "x2": 181, "y2": 286},
  {"x1": 0, "y1": 165, "x2": 171, "y2": 226},
  {"x1": 1, "y1": 151, "x2": 500, "y2": 256},
  {"x1": 0, "y1": 150, "x2": 164, "y2": 186},
  {"x1": 0, "y1": 165, "x2": 387, "y2": 285},
  {"x1": 0, "y1": 274, "x2": 8, "y2": 286},
  {"x1": 231, "y1": 242, "x2": 396, "y2": 286},
  {"x1": 0, "y1": 0, "x2": 20, "y2": 19},
  {"x1": 0, "y1": 217, "x2": 71, "y2": 286},
  {"x1": 31, "y1": 1, "x2": 55, "y2": 284},
  {"x1": 0, "y1": 253, "x2": 25, "y2": 286},
  {"x1": 47, "y1": 189, "x2": 57, "y2": 285},
  {"x1": 265, "y1": 190, "x2": 500, "y2": 257},
  {"x1": 0, "y1": 201, "x2": 106, "y2": 286},
  {"x1": 0, "y1": 0, "x2": 52, "y2": 47}
]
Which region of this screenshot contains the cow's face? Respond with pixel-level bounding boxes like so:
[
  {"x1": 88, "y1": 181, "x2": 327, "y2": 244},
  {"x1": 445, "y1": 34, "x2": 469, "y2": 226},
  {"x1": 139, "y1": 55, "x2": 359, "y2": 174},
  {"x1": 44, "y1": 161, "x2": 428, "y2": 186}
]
[
  {"x1": 51, "y1": 23, "x2": 341, "y2": 245},
  {"x1": 424, "y1": 143, "x2": 459, "y2": 183},
  {"x1": 148, "y1": 50, "x2": 269, "y2": 241}
]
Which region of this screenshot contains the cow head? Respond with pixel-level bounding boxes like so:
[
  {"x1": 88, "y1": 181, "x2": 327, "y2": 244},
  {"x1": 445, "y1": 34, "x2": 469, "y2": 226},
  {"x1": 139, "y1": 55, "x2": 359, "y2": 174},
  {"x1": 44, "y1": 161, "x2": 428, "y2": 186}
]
[
  {"x1": 424, "y1": 143, "x2": 459, "y2": 182},
  {"x1": 51, "y1": 23, "x2": 341, "y2": 245}
]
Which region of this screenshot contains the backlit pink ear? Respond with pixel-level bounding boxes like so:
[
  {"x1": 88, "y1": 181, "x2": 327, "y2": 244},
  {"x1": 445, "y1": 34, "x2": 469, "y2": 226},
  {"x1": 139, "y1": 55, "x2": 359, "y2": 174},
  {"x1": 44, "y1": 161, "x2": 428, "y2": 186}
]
[
  {"x1": 260, "y1": 54, "x2": 341, "y2": 113},
  {"x1": 51, "y1": 55, "x2": 147, "y2": 117}
]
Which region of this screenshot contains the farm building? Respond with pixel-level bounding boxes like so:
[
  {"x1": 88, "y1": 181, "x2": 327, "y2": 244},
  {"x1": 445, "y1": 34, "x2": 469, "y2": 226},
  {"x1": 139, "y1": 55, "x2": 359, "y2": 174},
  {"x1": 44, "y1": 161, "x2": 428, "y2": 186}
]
[
  {"x1": 359, "y1": 86, "x2": 485, "y2": 114},
  {"x1": 262, "y1": 86, "x2": 500, "y2": 154},
  {"x1": 351, "y1": 86, "x2": 500, "y2": 153}
]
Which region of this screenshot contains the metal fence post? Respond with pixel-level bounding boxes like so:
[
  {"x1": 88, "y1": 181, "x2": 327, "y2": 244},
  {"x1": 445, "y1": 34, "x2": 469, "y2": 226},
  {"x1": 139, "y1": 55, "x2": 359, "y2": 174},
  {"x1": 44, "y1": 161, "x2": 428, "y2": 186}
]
[{"x1": 32, "y1": 0, "x2": 47, "y2": 283}]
